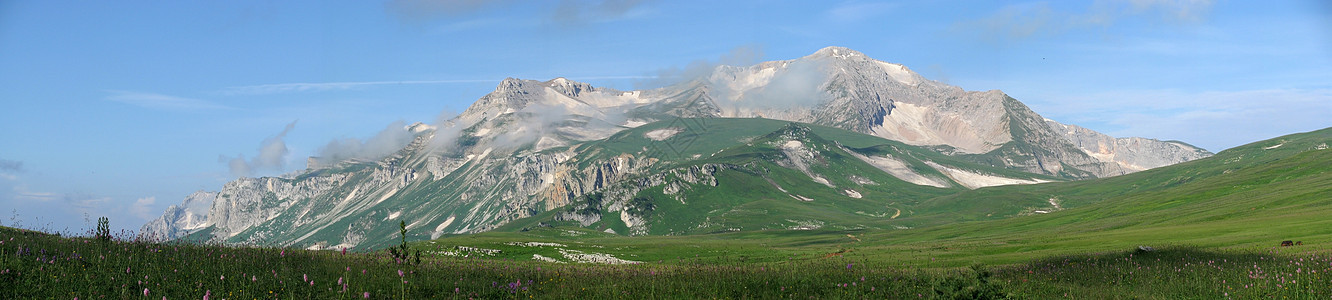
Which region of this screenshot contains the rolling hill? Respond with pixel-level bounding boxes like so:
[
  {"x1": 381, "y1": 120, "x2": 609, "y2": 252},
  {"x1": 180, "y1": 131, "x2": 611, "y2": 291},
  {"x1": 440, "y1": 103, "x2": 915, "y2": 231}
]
[{"x1": 426, "y1": 126, "x2": 1332, "y2": 266}]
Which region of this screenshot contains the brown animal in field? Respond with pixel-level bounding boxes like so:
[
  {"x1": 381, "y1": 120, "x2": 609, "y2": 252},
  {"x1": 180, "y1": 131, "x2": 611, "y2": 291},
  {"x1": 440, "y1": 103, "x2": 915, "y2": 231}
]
[
  {"x1": 1281, "y1": 240, "x2": 1294, "y2": 247},
  {"x1": 1296, "y1": 241, "x2": 1303, "y2": 246}
]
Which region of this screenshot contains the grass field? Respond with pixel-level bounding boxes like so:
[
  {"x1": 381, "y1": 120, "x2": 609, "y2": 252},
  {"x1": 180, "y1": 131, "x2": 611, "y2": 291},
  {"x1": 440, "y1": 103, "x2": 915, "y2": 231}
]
[
  {"x1": 6, "y1": 126, "x2": 1329, "y2": 298},
  {"x1": 5, "y1": 226, "x2": 1330, "y2": 298}
]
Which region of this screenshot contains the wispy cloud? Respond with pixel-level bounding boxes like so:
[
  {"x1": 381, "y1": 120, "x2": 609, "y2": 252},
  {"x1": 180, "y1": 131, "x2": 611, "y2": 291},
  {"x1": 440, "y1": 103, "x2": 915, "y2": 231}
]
[
  {"x1": 385, "y1": 0, "x2": 512, "y2": 22},
  {"x1": 433, "y1": 17, "x2": 510, "y2": 33},
  {"x1": 12, "y1": 184, "x2": 57, "y2": 202},
  {"x1": 549, "y1": 0, "x2": 654, "y2": 27},
  {"x1": 386, "y1": 0, "x2": 652, "y2": 29},
  {"x1": 65, "y1": 194, "x2": 112, "y2": 213},
  {"x1": 823, "y1": 1, "x2": 898, "y2": 23},
  {"x1": 220, "y1": 79, "x2": 500, "y2": 95},
  {"x1": 0, "y1": 159, "x2": 22, "y2": 173},
  {"x1": 130, "y1": 196, "x2": 156, "y2": 220},
  {"x1": 219, "y1": 121, "x2": 298, "y2": 178},
  {"x1": 317, "y1": 121, "x2": 416, "y2": 163},
  {"x1": 636, "y1": 45, "x2": 765, "y2": 89},
  {"x1": 953, "y1": 0, "x2": 1215, "y2": 43},
  {"x1": 1031, "y1": 88, "x2": 1332, "y2": 151},
  {"x1": 105, "y1": 90, "x2": 231, "y2": 111},
  {"x1": 222, "y1": 77, "x2": 653, "y2": 95}
]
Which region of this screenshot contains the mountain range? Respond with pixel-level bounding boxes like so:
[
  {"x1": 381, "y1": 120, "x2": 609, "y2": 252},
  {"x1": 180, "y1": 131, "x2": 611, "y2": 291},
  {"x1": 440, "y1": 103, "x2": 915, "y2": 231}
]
[{"x1": 142, "y1": 47, "x2": 1214, "y2": 249}]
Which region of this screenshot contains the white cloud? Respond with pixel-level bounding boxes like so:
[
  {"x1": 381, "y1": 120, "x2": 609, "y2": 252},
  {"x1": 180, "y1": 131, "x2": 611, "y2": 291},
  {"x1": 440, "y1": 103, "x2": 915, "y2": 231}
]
[
  {"x1": 105, "y1": 90, "x2": 231, "y2": 111},
  {"x1": 130, "y1": 197, "x2": 156, "y2": 220},
  {"x1": 317, "y1": 121, "x2": 416, "y2": 163},
  {"x1": 733, "y1": 57, "x2": 829, "y2": 109},
  {"x1": 636, "y1": 45, "x2": 765, "y2": 89},
  {"x1": 220, "y1": 121, "x2": 298, "y2": 177}
]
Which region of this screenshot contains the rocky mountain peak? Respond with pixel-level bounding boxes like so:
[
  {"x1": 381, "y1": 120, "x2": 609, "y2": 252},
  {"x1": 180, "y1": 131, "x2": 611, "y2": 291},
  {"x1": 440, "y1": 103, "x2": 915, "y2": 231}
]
[
  {"x1": 811, "y1": 46, "x2": 867, "y2": 60},
  {"x1": 544, "y1": 77, "x2": 596, "y2": 98}
]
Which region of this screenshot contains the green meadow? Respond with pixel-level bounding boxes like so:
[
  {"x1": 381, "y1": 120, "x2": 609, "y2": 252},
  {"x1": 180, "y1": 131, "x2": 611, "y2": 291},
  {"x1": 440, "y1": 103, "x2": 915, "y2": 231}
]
[{"x1": 5, "y1": 126, "x2": 1330, "y2": 298}]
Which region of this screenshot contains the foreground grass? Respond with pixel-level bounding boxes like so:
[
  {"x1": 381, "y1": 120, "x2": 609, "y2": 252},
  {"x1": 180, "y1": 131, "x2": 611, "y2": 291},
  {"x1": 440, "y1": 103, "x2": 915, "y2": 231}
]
[{"x1": 4, "y1": 227, "x2": 1330, "y2": 298}]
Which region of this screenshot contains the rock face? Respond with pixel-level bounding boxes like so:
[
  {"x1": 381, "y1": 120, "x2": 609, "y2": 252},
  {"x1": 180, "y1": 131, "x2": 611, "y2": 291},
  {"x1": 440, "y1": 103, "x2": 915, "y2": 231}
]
[
  {"x1": 692, "y1": 47, "x2": 1214, "y2": 177},
  {"x1": 142, "y1": 46, "x2": 1212, "y2": 248},
  {"x1": 139, "y1": 191, "x2": 215, "y2": 240},
  {"x1": 1047, "y1": 120, "x2": 1212, "y2": 173},
  {"x1": 706, "y1": 47, "x2": 1014, "y2": 155}
]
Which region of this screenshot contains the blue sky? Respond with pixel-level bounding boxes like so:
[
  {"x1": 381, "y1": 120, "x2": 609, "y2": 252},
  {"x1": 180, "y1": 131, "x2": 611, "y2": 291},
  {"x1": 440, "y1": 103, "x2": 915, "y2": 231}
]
[{"x1": 1, "y1": 0, "x2": 1328, "y2": 233}]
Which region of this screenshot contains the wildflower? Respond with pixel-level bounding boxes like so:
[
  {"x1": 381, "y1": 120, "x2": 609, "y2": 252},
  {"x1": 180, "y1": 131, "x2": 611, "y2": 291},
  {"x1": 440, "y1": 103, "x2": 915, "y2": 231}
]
[
  {"x1": 338, "y1": 277, "x2": 343, "y2": 285},
  {"x1": 847, "y1": 263, "x2": 853, "y2": 270},
  {"x1": 204, "y1": 290, "x2": 211, "y2": 300},
  {"x1": 364, "y1": 292, "x2": 370, "y2": 298},
  {"x1": 143, "y1": 288, "x2": 149, "y2": 297},
  {"x1": 304, "y1": 274, "x2": 308, "y2": 282},
  {"x1": 252, "y1": 275, "x2": 257, "y2": 282},
  {"x1": 398, "y1": 269, "x2": 404, "y2": 277}
]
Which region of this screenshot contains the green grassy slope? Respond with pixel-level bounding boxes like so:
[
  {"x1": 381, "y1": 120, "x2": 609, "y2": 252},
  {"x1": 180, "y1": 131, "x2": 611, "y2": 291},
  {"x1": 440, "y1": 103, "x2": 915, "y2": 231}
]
[
  {"x1": 433, "y1": 127, "x2": 1332, "y2": 267},
  {"x1": 856, "y1": 127, "x2": 1332, "y2": 265},
  {"x1": 517, "y1": 119, "x2": 1068, "y2": 236}
]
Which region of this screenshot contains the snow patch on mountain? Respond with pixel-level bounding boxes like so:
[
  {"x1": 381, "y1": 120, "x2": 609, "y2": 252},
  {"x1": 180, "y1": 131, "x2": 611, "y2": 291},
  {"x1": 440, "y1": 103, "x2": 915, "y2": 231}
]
[
  {"x1": 924, "y1": 161, "x2": 1050, "y2": 189},
  {"x1": 844, "y1": 149, "x2": 950, "y2": 188},
  {"x1": 431, "y1": 216, "x2": 455, "y2": 239},
  {"x1": 871, "y1": 101, "x2": 1008, "y2": 154},
  {"x1": 645, "y1": 128, "x2": 682, "y2": 141},
  {"x1": 777, "y1": 140, "x2": 835, "y2": 188},
  {"x1": 876, "y1": 61, "x2": 920, "y2": 86}
]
